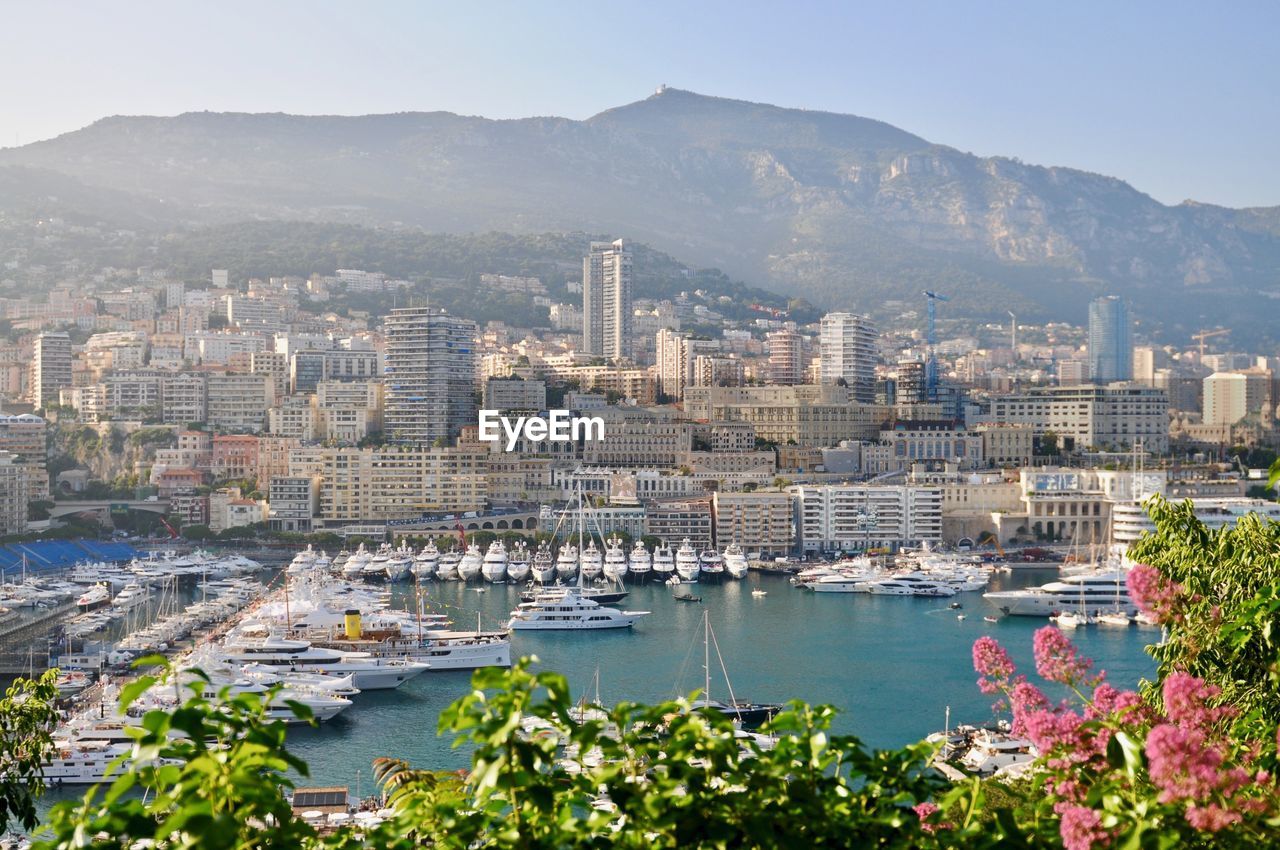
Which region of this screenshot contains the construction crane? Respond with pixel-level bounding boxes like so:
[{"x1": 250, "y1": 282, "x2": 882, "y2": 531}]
[
  {"x1": 923, "y1": 290, "x2": 949, "y2": 400},
  {"x1": 1192, "y1": 328, "x2": 1229, "y2": 359}
]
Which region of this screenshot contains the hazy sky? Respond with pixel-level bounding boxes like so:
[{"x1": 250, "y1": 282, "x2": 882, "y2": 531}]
[{"x1": 1, "y1": 1, "x2": 1275, "y2": 207}]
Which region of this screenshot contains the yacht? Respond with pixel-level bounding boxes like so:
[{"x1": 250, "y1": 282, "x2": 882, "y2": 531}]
[
  {"x1": 722, "y1": 544, "x2": 749, "y2": 579},
  {"x1": 652, "y1": 543, "x2": 675, "y2": 580},
  {"x1": 602, "y1": 536, "x2": 628, "y2": 581},
  {"x1": 331, "y1": 549, "x2": 351, "y2": 573},
  {"x1": 287, "y1": 545, "x2": 318, "y2": 574},
  {"x1": 458, "y1": 544, "x2": 484, "y2": 581},
  {"x1": 112, "y1": 582, "x2": 148, "y2": 610},
  {"x1": 1053, "y1": 610, "x2": 1092, "y2": 629},
  {"x1": 76, "y1": 583, "x2": 111, "y2": 610},
  {"x1": 384, "y1": 547, "x2": 412, "y2": 582},
  {"x1": 983, "y1": 570, "x2": 1133, "y2": 617},
  {"x1": 1096, "y1": 611, "x2": 1133, "y2": 627},
  {"x1": 481, "y1": 541, "x2": 509, "y2": 583},
  {"x1": 698, "y1": 548, "x2": 725, "y2": 580},
  {"x1": 412, "y1": 542, "x2": 439, "y2": 579},
  {"x1": 506, "y1": 543, "x2": 531, "y2": 583},
  {"x1": 506, "y1": 586, "x2": 649, "y2": 631},
  {"x1": 218, "y1": 632, "x2": 429, "y2": 690},
  {"x1": 628, "y1": 541, "x2": 651, "y2": 580},
  {"x1": 802, "y1": 572, "x2": 878, "y2": 593},
  {"x1": 519, "y1": 584, "x2": 629, "y2": 606},
  {"x1": 674, "y1": 539, "x2": 700, "y2": 581},
  {"x1": 42, "y1": 739, "x2": 163, "y2": 785},
  {"x1": 555, "y1": 544, "x2": 579, "y2": 580},
  {"x1": 362, "y1": 545, "x2": 392, "y2": 581},
  {"x1": 864, "y1": 574, "x2": 958, "y2": 597},
  {"x1": 437, "y1": 550, "x2": 461, "y2": 581},
  {"x1": 579, "y1": 541, "x2": 603, "y2": 581},
  {"x1": 530, "y1": 542, "x2": 557, "y2": 583},
  {"x1": 342, "y1": 545, "x2": 369, "y2": 579}
]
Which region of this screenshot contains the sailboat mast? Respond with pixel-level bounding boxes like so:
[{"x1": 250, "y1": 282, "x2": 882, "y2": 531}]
[{"x1": 703, "y1": 610, "x2": 711, "y2": 704}]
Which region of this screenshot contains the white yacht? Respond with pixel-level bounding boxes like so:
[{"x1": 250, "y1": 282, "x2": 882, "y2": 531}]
[
  {"x1": 579, "y1": 540, "x2": 603, "y2": 580},
  {"x1": 481, "y1": 541, "x2": 509, "y2": 583},
  {"x1": 112, "y1": 582, "x2": 148, "y2": 610},
  {"x1": 865, "y1": 574, "x2": 958, "y2": 597},
  {"x1": 437, "y1": 550, "x2": 461, "y2": 581},
  {"x1": 530, "y1": 543, "x2": 556, "y2": 583},
  {"x1": 384, "y1": 547, "x2": 412, "y2": 582},
  {"x1": 218, "y1": 633, "x2": 429, "y2": 690},
  {"x1": 506, "y1": 586, "x2": 649, "y2": 631},
  {"x1": 362, "y1": 545, "x2": 392, "y2": 581},
  {"x1": 675, "y1": 539, "x2": 700, "y2": 581},
  {"x1": 76, "y1": 583, "x2": 111, "y2": 610},
  {"x1": 458, "y1": 544, "x2": 484, "y2": 581},
  {"x1": 722, "y1": 544, "x2": 749, "y2": 579},
  {"x1": 602, "y1": 536, "x2": 629, "y2": 581},
  {"x1": 984, "y1": 570, "x2": 1133, "y2": 617},
  {"x1": 412, "y1": 542, "x2": 439, "y2": 579},
  {"x1": 652, "y1": 543, "x2": 675, "y2": 580},
  {"x1": 555, "y1": 544, "x2": 579, "y2": 580},
  {"x1": 343, "y1": 544, "x2": 370, "y2": 578},
  {"x1": 803, "y1": 572, "x2": 878, "y2": 593},
  {"x1": 628, "y1": 540, "x2": 651, "y2": 579},
  {"x1": 698, "y1": 548, "x2": 725, "y2": 580},
  {"x1": 332, "y1": 549, "x2": 351, "y2": 573},
  {"x1": 506, "y1": 543, "x2": 531, "y2": 583}
]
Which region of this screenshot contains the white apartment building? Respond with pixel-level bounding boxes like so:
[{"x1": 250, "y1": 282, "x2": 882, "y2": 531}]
[
  {"x1": 0, "y1": 451, "x2": 29, "y2": 535},
  {"x1": 818, "y1": 313, "x2": 878, "y2": 403},
  {"x1": 32, "y1": 331, "x2": 72, "y2": 409},
  {"x1": 582, "y1": 239, "x2": 632, "y2": 360},
  {"x1": 267, "y1": 475, "x2": 319, "y2": 533},
  {"x1": 989, "y1": 384, "x2": 1169, "y2": 453},
  {"x1": 792, "y1": 484, "x2": 943, "y2": 553},
  {"x1": 712, "y1": 491, "x2": 794, "y2": 555},
  {"x1": 206, "y1": 373, "x2": 274, "y2": 432},
  {"x1": 655, "y1": 328, "x2": 692, "y2": 401},
  {"x1": 383, "y1": 307, "x2": 476, "y2": 444},
  {"x1": 161, "y1": 374, "x2": 208, "y2": 425},
  {"x1": 1202, "y1": 370, "x2": 1273, "y2": 426}
]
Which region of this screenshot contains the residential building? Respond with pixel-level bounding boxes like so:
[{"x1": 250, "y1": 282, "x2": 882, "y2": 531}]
[
  {"x1": 683, "y1": 385, "x2": 886, "y2": 447},
  {"x1": 161, "y1": 374, "x2": 207, "y2": 426},
  {"x1": 793, "y1": 484, "x2": 943, "y2": 553},
  {"x1": 818, "y1": 313, "x2": 877, "y2": 403},
  {"x1": 211, "y1": 435, "x2": 260, "y2": 481},
  {"x1": 256, "y1": 435, "x2": 301, "y2": 485},
  {"x1": 268, "y1": 476, "x2": 319, "y2": 533},
  {"x1": 692, "y1": 355, "x2": 744, "y2": 388},
  {"x1": 989, "y1": 384, "x2": 1169, "y2": 453},
  {"x1": 765, "y1": 329, "x2": 805, "y2": 385},
  {"x1": 582, "y1": 239, "x2": 632, "y2": 360},
  {"x1": 31, "y1": 332, "x2": 72, "y2": 409},
  {"x1": 314, "y1": 446, "x2": 487, "y2": 523},
  {"x1": 1203, "y1": 370, "x2": 1273, "y2": 426},
  {"x1": 644, "y1": 496, "x2": 714, "y2": 549},
  {"x1": 206, "y1": 373, "x2": 275, "y2": 432},
  {"x1": 0, "y1": 413, "x2": 47, "y2": 501},
  {"x1": 383, "y1": 307, "x2": 476, "y2": 444},
  {"x1": 712, "y1": 491, "x2": 794, "y2": 555},
  {"x1": 1087, "y1": 295, "x2": 1133, "y2": 383},
  {"x1": 268, "y1": 397, "x2": 318, "y2": 440},
  {"x1": 483, "y1": 378, "x2": 547, "y2": 412},
  {"x1": 0, "y1": 452, "x2": 29, "y2": 535}
]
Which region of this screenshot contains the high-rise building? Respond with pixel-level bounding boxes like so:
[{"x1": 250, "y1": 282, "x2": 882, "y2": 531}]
[
  {"x1": 1087, "y1": 296, "x2": 1133, "y2": 383},
  {"x1": 582, "y1": 239, "x2": 632, "y2": 360},
  {"x1": 31, "y1": 332, "x2": 72, "y2": 410},
  {"x1": 818, "y1": 313, "x2": 877, "y2": 403},
  {"x1": 654, "y1": 328, "x2": 692, "y2": 401},
  {"x1": 1203, "y1": 369, "x2": 1273, "y2": 426},
  {"x1": 383, "y1": 307, "x2": 477, "y2": 444},
  {"x1": 765, "y1": 330, "x2": 804, "y2": 385}
]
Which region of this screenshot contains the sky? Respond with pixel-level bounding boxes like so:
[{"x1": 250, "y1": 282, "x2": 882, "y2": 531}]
[{"x1": 0, "y1": 0, "x2": 1276, "y2": 208}]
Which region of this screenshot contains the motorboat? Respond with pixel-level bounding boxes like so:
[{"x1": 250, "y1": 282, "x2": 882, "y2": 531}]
[
  {"x1": 602, "y1": 536, "x2": 628, "y2": 581},
  {"x1": 675, "y1": 539, "x2": 700, "y2": 582},
  {"x1": 698, "y1": 548, "x2": 725, "y2": 580},
  {"x1": 579, "y1": 541, "x2": 603, "y2": 581},
  {"x1": 112, "y1": 582, "x2": 148, "y2": 610},
  {"x1": 652, "y1": 543, "x2": 675, "y2": 580},
  {"x1": 506, "y1": 586, "x2": 649, "y2": 631},
  {"x1": 458, "y1": 544, "x2": 483, "y2": 581},
  {"x1": 864, "y1": 574, "x2": 958, "y2": 597},
  {"x1": 555, "y1": 544, "x2": 579, "y2": 581},
  {"x1": 218, "y1": 632, "x2": 429, "y2": 690},
  {"x1": 506, "y1": 543, "x2": 531, "y2": 583},
  {"x1": 628, "y1": 540, "x2": 651, "y2": 579},
  {"x1": 722, "y1": 544, "x2": 749, "y2": 579},
  {"x1": 437, "y1": 550, "x2": 461, "y2": 581},
  {"x1": 384, "y1": 547, "x2": 412, "y2": 582},
  {"x1": 519, "y1": 584, "x2": 629, "y2": 606},
  {"x1": 362, "y1": 545, "x2": 392, "y2": 581},
  {"x1": 76, "y1": 583, "x2": 111, "y2": 610},
  {"x1": 530, "y1": 542, "x2": 557, "y2": 583},
  {"x1": 342, "y1": 544, "x2": 369, "y2": 578},
  {"x1": 412, "y1": 542, "x2": 439, "y2": 579},
  {"x1": 984, "y1": 570, "x2": 1133, "y2": 617},
  {"x1": 481, "y1": 541, "x2": 509, "y2": 583}
]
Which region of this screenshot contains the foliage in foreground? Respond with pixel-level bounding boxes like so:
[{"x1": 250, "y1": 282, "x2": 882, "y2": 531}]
[{"x1": 0, "y1": 670, "x2": 59, "y2": 834}]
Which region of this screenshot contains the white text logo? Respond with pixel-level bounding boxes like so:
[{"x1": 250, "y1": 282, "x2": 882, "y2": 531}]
[{"x1": 477, "y1": 409, "x2": 606, "y2": 451}]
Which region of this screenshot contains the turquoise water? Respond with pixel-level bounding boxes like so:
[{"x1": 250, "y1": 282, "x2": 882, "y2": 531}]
[{"x1": 276, "y1": 568, "x2": 1156, "y2": 788}]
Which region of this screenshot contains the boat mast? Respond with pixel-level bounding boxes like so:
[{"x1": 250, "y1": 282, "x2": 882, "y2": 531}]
[{"x1": 703, "y1": 609, "x2": 711, "y2": 705}]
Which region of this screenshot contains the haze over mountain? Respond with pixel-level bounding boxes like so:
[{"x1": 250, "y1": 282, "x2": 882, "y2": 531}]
[{"x1": 3, "y1": 87, "x2": 1278, "y2": 341}]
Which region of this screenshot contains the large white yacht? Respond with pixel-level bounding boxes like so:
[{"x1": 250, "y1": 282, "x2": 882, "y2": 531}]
[
  {"x1": 531, "y1": 542, "x2": 557, "y2": 583},
  {"x1": 506, "y1": 543, "x2": 531, "y2": 583},
  {"x1": 675, "y1": 539, "x2": 700, "y2": 581},
  {"x1": 652, "y1": 543, "x2": 675, "y2": 580},
  {"x1": 342, "y1": 544, "x2": 370, "y2": 578},
  {"x1": 506, "y1": 587, "x2": 649, "y2": 631},
  {"x1": 984, "y1": 570, "x2": 1133, "y2": 617},
  {"x1": 437, "y1": 550, "x2": 461, "y2": 581},
  {"x1": 864, "y1": 574, "x2": 958, "y2": 597},
  {"x1": 384, "y1": 547, "x2": 412, "y2": 582},
  {"x1": 481, "y1": 541, "x2": 509, "y2": 583},
  {"x1": 412, "y1": 542, "x2": 439, "y2": 579},
  {"x1": 628, "y1": 540, "x2": 651, "y2": 579},
  {"x1": 722, "y1": 544, "x2": 749, "y2": 579},
  {"x1": 218, "y1": 632, "x2": 429, "y2": 689},
  {"x1": 556, "y1": 543, "x2": 579, "y2": 580},
  {"x1": 602, "y1": 536, "x2": 629, "y2": 581},
  {"x1": 458, "y1": 544, "x2": 484, "y2": 581},
  {"x1": 698, "y1": 548, "x2": 725, "y2": 580},
  {"x1": 579, "y1": 541, "x2": 604, "y2": 580},
  {"x1": 112, "y1": 582, "x2": 148, "y2": 610}
]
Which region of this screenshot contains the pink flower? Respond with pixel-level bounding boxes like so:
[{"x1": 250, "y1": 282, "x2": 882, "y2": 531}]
[
  {"x1": 1185, "y1": 803, "x2": 1243, "y2": 832},
  {"x1": 1021, "y1": 707, "x2": 1084, "y2": 755},
  {"x1": 972, "y1": 636, "x2": 1016, "y2": 693},
  {"x1": 1059, "y1": 805, "x2": 1110, "y2": 850},
  {"x1": 1162, "y1": 672, "x2": 1233, "y2": 733},
  {"x1": 1127, "y1": 563, "x2": 1181, "y2": 622},
  {"x1": 1008, "y1": 681, "x2": 1051, "y2": 736},
  {"x1": 1033, "y1": 626, "x2": 1094, "y2": 685},
  {"x1": 1146, "y1": 723, "x2": 1249, "y2": 805},
  {"x1": 913, "y1": 801, "x2": 941, "y2": 833}
]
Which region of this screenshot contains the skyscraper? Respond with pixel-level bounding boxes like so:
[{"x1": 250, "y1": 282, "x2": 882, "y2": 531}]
[
  {"x1": 383, "y1": 307, "x2": 476, "y2": 444},
  {"x1": 1087, "y1": 295, "x2": 1133, "y2": 383},
  {"x1": 818, "y1": 313, "x2": 878, "y2": 403},
  {"x1": 765, "y1": 329, "x2": 804, "y2": 385},
  {"x1": 31, "y1": 332, "x2": 72, "y2": 410},
  {"x1": 582, "y1": 239, "x2": 632, "y2": 360},
  {"x1": 654, "y1": 328, "x2": 692, "y2": 401}
]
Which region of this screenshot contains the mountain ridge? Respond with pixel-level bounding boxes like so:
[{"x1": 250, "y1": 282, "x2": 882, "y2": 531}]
[{"x1": 1, "y1": 88, "x2": 1277, "y2": 342}]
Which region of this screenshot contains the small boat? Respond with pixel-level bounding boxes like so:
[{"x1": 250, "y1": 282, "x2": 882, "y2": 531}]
[
  {"x1": 983, "y1": 615, "x2": 999, "y2": 623},
  {"x1": 1096, "y1": 611, "x2": 1132, "y2": 627},
  {"x1": 957, "y1": 614, "x2": 967, "y2": 621},
  {"x1": 751, "y1": 589, "x2": 767, "y2": 597}
]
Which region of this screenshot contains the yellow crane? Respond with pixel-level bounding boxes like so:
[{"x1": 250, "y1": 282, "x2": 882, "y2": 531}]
[{"x1": 1192, "y1": 328, "x2": 1230, "y2": 358}]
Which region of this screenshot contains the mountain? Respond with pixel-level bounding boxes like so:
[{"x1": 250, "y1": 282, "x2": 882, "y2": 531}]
[{"x1": 2, "y1": 88, "x2": 1278, "y2": 341}]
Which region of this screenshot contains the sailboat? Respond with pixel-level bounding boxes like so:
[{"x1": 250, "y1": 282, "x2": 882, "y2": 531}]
[{"x1": 687, "y1": 610, "x2": 782, "y2": 728}]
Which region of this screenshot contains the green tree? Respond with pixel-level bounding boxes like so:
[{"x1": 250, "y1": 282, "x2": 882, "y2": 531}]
[{"x1": 0, "y1": 670, "x2": 59, "y2": 833}]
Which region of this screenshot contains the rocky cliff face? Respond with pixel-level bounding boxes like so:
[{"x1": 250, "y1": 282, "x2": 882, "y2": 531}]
[{"x1": 2, "y1": 88, "x2": 1276, "y2": 337}]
